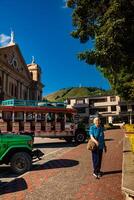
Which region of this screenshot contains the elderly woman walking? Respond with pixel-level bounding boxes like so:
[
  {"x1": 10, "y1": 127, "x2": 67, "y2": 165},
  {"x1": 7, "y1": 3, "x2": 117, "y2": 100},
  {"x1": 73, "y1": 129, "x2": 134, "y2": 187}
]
[{"x1": 89, "y1": 117, "x2": 107, "y2": 179}]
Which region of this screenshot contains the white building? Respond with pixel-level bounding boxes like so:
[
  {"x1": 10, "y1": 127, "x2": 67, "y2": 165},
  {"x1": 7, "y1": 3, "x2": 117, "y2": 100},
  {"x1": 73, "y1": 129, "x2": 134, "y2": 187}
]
[{"x1": 67, "y1": 95, "x2": 134, "y2": 124}]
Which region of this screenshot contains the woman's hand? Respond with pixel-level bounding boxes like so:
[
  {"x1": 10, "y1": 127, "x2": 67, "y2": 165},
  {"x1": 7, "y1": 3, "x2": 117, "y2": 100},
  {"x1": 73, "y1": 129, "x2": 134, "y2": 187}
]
[
  {"x1": 95, "y1": 141, "x2": 99, "y2": 146},
  {"x1": 91, "y1": 135, "x2": 99, "y2": 146}
]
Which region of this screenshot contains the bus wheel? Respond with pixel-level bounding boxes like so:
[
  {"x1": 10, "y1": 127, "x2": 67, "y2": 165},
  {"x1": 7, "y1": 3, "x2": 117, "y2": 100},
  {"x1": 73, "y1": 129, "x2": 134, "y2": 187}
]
[
  {"x1": 75, "y1": 131, "x2": 86, "y2": 144},
  {"x1": 64, "y1": 137, "x2": 73, "y2": 143}
]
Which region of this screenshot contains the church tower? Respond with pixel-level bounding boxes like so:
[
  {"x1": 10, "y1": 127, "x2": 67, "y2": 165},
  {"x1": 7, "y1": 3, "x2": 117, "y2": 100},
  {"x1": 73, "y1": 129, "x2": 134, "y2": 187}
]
[{"x1": 27, "y1": 57, "x2": 44, "y2": 100}]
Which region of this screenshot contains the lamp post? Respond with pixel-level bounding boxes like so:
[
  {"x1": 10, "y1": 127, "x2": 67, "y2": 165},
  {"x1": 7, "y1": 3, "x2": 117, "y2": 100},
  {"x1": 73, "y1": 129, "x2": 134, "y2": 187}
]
[{"x1": 128, "y1": 108, "x2": 132, "y2": 124}]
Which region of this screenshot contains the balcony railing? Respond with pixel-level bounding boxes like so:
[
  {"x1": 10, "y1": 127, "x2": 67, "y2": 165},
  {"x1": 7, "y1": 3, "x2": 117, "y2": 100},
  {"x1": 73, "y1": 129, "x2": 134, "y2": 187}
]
[
  {"x1": 93, "y1": 101, "x2": 118, "y2": 107},
  {"x1": 74, "y1": 103, "x2": 89, "y2": 108}
]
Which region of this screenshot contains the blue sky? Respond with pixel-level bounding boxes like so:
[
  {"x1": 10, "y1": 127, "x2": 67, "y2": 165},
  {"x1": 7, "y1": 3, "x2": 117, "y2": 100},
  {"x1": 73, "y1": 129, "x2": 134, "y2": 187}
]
[{"x1": 0, "y1": 0, "x2": 110, "y2": 95}]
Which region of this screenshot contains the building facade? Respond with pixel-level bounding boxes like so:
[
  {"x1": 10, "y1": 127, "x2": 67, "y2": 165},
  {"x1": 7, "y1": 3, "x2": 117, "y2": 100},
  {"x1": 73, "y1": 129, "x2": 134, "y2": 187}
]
[
  {"x1": 0, "y1": 37, "x2": 44, "y2": 101},
  {"x1": 67, "y1": 95, "x2": 134, "y2": 124}
]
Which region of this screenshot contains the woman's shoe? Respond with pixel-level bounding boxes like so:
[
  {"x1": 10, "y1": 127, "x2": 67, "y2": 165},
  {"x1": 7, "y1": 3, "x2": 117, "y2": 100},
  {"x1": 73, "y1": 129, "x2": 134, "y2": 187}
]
[
  {"x1": 93, "y1": 173, "x2": 99, "y2": 179},
  {"x1": 98, "y1": 171, "x2": 103, "y2": 177}
]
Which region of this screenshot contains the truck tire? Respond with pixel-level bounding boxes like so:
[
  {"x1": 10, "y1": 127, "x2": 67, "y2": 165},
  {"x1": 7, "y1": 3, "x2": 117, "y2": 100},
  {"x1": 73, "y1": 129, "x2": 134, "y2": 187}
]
[
  {"x1": 75, "y1": 131, "x2": 86, "y2": 144},
  {"x1": 10, "y1": 152, "x2": 32, "y2": 174}
]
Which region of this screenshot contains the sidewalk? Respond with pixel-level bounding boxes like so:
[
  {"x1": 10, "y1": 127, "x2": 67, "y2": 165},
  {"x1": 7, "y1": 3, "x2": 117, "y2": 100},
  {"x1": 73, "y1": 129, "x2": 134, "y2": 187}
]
[{"x1": 0, "y1": 129, "x2": 124, "y2": 200}]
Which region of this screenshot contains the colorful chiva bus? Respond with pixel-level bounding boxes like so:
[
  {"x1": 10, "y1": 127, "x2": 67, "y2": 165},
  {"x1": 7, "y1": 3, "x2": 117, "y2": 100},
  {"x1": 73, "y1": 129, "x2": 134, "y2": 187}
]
[{"x1": 0, "y1": 99, "x2": 87, "y2": 143}]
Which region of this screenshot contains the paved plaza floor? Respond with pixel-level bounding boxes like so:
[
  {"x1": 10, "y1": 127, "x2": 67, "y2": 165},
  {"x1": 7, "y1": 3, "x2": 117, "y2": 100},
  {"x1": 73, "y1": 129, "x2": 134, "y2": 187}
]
[{"x1": 0, "y1": 129, "x2": 124, "y2": 200}]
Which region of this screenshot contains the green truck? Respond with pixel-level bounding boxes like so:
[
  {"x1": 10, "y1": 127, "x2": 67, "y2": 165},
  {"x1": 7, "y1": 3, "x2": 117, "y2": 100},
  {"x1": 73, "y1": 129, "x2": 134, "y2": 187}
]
[{"x1": 0, "y1": 133, "x2": 44, "y2": 174}]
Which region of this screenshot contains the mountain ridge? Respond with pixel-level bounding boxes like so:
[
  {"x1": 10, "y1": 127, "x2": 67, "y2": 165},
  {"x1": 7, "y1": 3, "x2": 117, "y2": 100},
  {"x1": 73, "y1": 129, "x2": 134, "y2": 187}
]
[{"x1": 43, "y1": 87, "x2": 113, "y2": 102}]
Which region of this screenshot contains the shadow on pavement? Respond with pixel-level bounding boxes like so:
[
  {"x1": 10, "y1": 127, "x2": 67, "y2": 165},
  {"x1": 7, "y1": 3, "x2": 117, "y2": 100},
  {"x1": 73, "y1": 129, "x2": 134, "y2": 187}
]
[
  {"x1": 34, "y1": 142, "x2": 77, "y2": 148},
  {"x1": 33, "y1": 159, "x2": 79, "y2": 171},
  {"x1": 0, "y1": 166, "x2": 18, "y2": 179},
  {"x1": 103, "y1": 170, "x2": 122, "y2": 176},
  {"x1": 0, "y1": 159, "x2": 79, "y2": 183},
  {"x1": 0, "y1": 178, "x2": 27, "y2": 195},
  {"x1": 123, "y1": 150, "x2": 131, "y2": 153},
  {"x1": 105, "y1": 138, "x2": 114, "y2": 141}
]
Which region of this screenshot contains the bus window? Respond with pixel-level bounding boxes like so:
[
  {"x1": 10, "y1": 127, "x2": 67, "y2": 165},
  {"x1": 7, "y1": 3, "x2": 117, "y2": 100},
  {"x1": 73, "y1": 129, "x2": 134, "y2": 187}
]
[
  {"x1": 57, "y1": 113, "x2": 64, "y2": 130},
  {"x1": 26, "y1": 113, "x2": 35, "y2": 121},
  {"x1": 57, "y1": 113, "x2": 64, "y2": 122},
  {"x1": 46, "y1": 113, "x2": 55, "y2": 122},
  {"x1": 37, "y1": 113, "x2": 42, "y2": 121},
  {"x1": 41, "y1": 113, "x2": 46, "y2": 121},
  {"x1": 46, "y1": 113, "x2": 55, "y2": 130},
  {"x1": 14, "y1": 112, "x2": 23, "y2": 121},
  {"x1": 3, "y1": 112, "x2": 12, "y2": 121},
  {"x1": 66, "y1": 113, "x2": 73, "y2": 123}
]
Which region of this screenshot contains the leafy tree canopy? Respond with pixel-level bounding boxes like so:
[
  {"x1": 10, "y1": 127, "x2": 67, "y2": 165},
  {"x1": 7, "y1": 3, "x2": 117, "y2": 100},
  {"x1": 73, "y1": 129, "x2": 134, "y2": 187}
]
[{"x1": 67, "y1": 0, "x2": 134, "y2": 100}]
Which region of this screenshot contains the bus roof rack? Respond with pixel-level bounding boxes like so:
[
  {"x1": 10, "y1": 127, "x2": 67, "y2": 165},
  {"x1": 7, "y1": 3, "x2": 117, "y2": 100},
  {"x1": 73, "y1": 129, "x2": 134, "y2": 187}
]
[
  {"x1": 2, "y1": 99, "x2": 38, "y2": 107},
  {"x1": 1, "y1": 99, "x2": 67, "y2": 108},
  {"x1": 38, "y1": 101, "x2": 66, "y2": 108}
]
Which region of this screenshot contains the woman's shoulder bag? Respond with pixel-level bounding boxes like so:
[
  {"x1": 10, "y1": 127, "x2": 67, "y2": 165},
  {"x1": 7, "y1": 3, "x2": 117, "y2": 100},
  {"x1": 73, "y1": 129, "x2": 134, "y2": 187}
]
[{"x1": 87, "y1": 139, "x2": 97, "y2": 151}]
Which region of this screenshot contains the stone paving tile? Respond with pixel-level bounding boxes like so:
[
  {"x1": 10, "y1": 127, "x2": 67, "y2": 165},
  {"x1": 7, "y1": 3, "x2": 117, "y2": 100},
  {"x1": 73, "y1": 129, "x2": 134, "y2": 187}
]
[{"x1": 0, "y1": 129, "x2": 125, "y2": 200}]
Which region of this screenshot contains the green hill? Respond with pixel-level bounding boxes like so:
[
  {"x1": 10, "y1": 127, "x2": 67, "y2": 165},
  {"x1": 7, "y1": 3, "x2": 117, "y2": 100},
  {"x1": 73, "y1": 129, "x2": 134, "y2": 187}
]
[{"x1": 43, "y1": 87, "x2": 113, "y2": 102}]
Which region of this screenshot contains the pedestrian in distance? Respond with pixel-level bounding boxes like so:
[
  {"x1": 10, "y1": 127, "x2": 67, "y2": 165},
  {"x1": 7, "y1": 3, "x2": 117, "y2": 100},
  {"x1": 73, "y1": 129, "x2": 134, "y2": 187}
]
[{"x1": 89, "y1": 117, "x2": 107, "y2": 179}]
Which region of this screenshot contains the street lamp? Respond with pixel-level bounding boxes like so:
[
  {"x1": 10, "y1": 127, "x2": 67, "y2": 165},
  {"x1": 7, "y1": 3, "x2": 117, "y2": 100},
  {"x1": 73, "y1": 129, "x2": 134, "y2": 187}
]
[{"x1": 128, "y1": 108, "x2": 132, "y2": 124}]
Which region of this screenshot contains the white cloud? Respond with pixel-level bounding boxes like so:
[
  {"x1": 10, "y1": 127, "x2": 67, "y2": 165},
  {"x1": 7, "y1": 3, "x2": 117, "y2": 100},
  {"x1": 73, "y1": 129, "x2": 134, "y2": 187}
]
[
  {"x1": 0, "y1": 34, "x2": 11, "y2": 46},
  {"x1": 62, "y1": 0, "x2": 68, "y2": 8}
]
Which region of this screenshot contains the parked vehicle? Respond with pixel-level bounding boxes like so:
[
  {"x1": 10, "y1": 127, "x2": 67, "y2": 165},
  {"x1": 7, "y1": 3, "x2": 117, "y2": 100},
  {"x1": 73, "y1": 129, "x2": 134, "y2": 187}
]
[
  {"x1": 0, "y1": 132, "x2": 44, "y2": 174},
  {"x1": 0, "y1": 99, "x2": 87, "y2": 143}
]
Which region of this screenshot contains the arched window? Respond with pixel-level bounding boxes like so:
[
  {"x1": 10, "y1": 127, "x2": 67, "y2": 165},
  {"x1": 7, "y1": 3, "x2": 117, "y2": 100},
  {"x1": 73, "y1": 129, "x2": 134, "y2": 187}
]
[
  {"x1": 0, "y1": 77, "x2": 2, "y2": 94},
  {"x1": 11, "y1": 84, "x2": 14, "y2": 96},
  {"x1": 30, "y1": 72, "x2": 33, "y2": 79},
  {"x1": 15, "y1": 85, "x2": 17, "y2": 98},
  {"x1": 23, "y1": 90, "x2": 27, "y2": 100},
  {"x1": 37, "y1": 72, "x2": 40, "y2": 81},
  {"x1": 0, "y1": 77, "x2": 1, "y2": 85}
]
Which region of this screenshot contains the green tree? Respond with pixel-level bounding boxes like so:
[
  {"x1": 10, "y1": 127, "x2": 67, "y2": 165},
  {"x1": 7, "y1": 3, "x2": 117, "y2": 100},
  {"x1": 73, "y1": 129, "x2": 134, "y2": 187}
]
[{"x1": 67, "y1": 0, "x2": 134, "y2": 100}]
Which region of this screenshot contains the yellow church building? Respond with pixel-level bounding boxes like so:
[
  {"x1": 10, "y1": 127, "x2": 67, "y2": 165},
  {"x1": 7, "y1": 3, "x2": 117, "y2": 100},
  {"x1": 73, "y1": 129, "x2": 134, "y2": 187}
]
[{"x1": 0, "y1": 32, "x2": 44, "y2": 101}]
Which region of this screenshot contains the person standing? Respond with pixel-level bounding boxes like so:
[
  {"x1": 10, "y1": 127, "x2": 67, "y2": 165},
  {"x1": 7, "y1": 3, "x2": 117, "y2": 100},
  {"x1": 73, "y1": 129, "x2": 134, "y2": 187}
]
[{"x1": 89, "y1": 117, "x2": 106, "y2": 179}]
